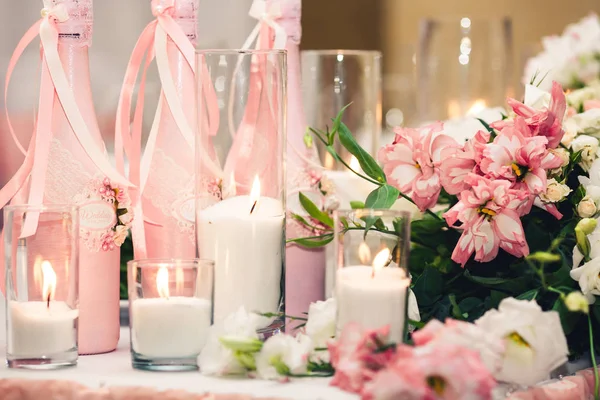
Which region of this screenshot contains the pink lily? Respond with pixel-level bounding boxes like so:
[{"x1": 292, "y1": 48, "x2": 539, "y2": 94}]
[
  {"x1": 439, "y1": 130, "x2": 489, "y2": 195},
  {"x1": 444, "y1": 175, "x2": 529, "y2": 266},
  {"x1": 378, "y1": 123, "x2": 459, "y2": 211}
]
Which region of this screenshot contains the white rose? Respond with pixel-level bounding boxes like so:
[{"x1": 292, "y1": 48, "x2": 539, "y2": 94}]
[
  {"x1": 305, "y1": 298, "x2": 336, "y2": 350},
  {"x1": 568, "y1": 109, "x2": 600, "y2": 137},
  {"x1": 255, "y1": 333, "x2": 312, "y2": 380},
  {"x1": 549, "y1": 148, "x2": 570, "y2": 168},
  {"x1": 540, "y1": 179, "x2": 572, "y2": 203},
  {"x1": 198, "y1": 307, "x2": 266, "y2": 376},
  {"x1": 561, "y1": 119, "x2": 578, "y2": 147},
  {"x1": 475, "y1": 298, "x2": 569, "y2": 386},
  {"x1": 571, "y1": 135, "x2": 600, "y2": 171},
  {"x1": 577, "y1": 196, "x2": 598, "y2": 218},
  {"x1": 567, "y1": 85, "x2": 600, "y2": 109},
  {"x1": 570, "y1": 257, "x2": 600, "y2": 304}
]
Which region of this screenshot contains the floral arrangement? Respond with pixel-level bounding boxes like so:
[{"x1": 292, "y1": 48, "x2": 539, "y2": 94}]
[
  {"x1": 524, "y1": 14, "x2": 600, "y2": 91},
  {"x1": 262, "y1": 76, "x2": 600, "y2": 398}
]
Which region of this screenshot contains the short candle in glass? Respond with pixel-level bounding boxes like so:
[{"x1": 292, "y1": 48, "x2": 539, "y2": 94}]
[
  {"x1": 333, "y1": 209, "x2": 411, "y2": 343},
  {"x1": 4, "y1": 204, "x2": 80, "y2": 369},
  {"x1": 128, "y1": 259, "x2": 214, "y2": 371}
]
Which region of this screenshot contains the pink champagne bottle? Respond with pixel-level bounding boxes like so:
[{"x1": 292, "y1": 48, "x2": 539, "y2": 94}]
[
  {"x1": 141, "y1": 0, "x2": 197, "y2": 259},
  {"x1": 34, "y1": 0, "x2": 120, "y2": 354},
  {"x1": 279, "y1": 0, "x2": 327, "y2": 320}
]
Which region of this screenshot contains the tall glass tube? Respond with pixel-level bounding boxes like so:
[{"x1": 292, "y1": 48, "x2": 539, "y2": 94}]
[{"x1": 195, "y1": 49, "x2": 286, "y2": 335}]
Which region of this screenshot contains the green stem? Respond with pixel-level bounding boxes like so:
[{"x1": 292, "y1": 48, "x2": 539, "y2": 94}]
[
  {"x1": 589, "y1": 314, "x2": 600, "y2": 400},
  {"x1": 337, "y1": 156, "x2": 381, "y2": 186}
]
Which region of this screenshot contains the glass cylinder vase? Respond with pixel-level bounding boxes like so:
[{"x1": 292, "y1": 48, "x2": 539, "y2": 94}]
[
  {"x1": 416, "y1": 16, "x2": 513, "y2": 123},
  {"x1": 195, "y1": 49, "x2": 286, "y2": 335},
  {"x1": 333, "y1": 209, "x2": 410, "y2": 343},
  {"x1": 4, "y1": 204, "x2": 79, "y2": 369},
  {"x1": 301, "y1": 50, "x2": 382, "y2": 171},
  {"x1": 128, "y1": 259, "x2": 214, "y2": 371}
]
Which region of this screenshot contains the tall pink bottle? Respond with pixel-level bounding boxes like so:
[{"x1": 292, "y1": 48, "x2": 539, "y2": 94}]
[
  {"x1": 141, "y1": 0, "x2": 198, "y2": 259},
  {"x1": 276, "y1": 0, "x2": 327, "y2": 319},
  {"x1": 14, "y1": 0, "x2": 121, "y2": 354}
]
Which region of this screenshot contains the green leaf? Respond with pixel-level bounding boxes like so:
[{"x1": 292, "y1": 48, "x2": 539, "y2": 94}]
[
  {"x1": 517, "y1": 288, "x2": 539, "y2": 301},
  {"x1": 412, "y1": 267, "x2": 444, "y2": 307},
  {"x1": 365, "y1": 185, "x2": 400, "y2": 209},
  {"x1": 350, "y1": 201, "x2": 365, "y2": 209},
  {"x1": 331, "y1": 104, "x2": 352, "y2": 137},
  {"x1": 338, "y1": 122, "x2": 387, "y2": 184},
  {"x1": 288, "y1": 234, "x2": 334, "y2": 248},
  {"x1": 476, "y1": 118, "x2": 495, "y2": 137},
  {"x1": 299, "y1": 192, "x2": 333, "y2": 227}
]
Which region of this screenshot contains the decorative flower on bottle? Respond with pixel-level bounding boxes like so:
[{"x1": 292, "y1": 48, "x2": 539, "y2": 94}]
[
  {"x1": 378, "y1": 123, "x2": 459, "y2": 211},
  {"x1": 475, "y1": 298, "x2": 569, "y2": 386},
  {"x1": 444, "y1": 174, "x2": 529, "y2": 266}
]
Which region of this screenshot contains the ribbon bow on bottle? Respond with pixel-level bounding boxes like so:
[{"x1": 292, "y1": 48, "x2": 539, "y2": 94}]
[
  {"x1": 1, "y1": 0, "x2": 132, "y2": 238},
  {"x1": 244, "y1": 0, "x2": 287, "y2": 50}
]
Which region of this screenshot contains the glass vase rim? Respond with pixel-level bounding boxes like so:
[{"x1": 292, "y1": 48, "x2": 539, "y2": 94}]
[
  {"x1": 419, "y1": 15, "x2": 512, "y2": 24},
  {"x1": 3, "y1": 203, "x2": 79, "y2": 213},
  {"x1": 334, "y1": 208, "x2": 411, "y2": 217},
  {"x1": 301, "y1": 49, "x2": 382, "y2": 58},
  {"x1": 195, "y1": 49, "x2": 287, "y2": 56},
  {"x1": 127, "y1": 258, "x2": 215, "y2": 269}
]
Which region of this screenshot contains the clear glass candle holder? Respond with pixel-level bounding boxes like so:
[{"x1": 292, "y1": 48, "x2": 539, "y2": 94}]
[
  {"x1": 4, "y1": 204, "x2": 80, "y2": 369},
  {"x1": 128, "y1": 259, "x2": 214, "y2": 371},
  {"x1": 301, "y1": 50, "x2": 382, "y2": 171},
  {"x1": 196, "y1": 49, "x2": 286, "y2": 336},
  {"x1": 333, "y1": 209, "x2": 410, "y2": 343}
]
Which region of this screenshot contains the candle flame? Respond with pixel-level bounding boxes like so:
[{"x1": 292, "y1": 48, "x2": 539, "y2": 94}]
[
  {"x1": 358, "y1": 242, "x2": 372, "y2": 265},
  {"x1": 372, "y1": 248, "x2": 391, "y2": 277},
  {"x1": 156, "y1": 266, "x2": 170, "y2": 299},
  {"x1": 41, "y1": 261, "x2": 57, "y2": 307},
  {"x1": 249, "y1": 175, "x2": 260, "y2": 214},
  {"x1": 349, "y1": 156, "x2": 360, "y2": 172},
  {"x1": 467, "y1": 99, "x2": 487, "y2": 116}
]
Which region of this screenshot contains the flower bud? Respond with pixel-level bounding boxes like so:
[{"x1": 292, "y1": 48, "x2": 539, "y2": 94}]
[
  {"x1": 577, "y1": 196, "x2": 598, "y2": 218},
  {"x1": 577, "y1": 217, "x2": 598, "y2": 235},
  {"x1": 303, "y1": 129, "x2": 313, "y2": 148},
  {"x1": 564, "y1": 291, "x2": 589, "y2": 314},
  {"x1": 540, "y1": 179, "x2": 572, "y2": 203},
  {"x1": 549, "y1": 148, "x2": 570, "y2": 168},
  {"x1": 219, "y1": 336, "x2": 263, "y2": 353}
]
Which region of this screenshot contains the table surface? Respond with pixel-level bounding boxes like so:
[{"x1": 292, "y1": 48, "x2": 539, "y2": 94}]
[{"x1": 0, "y1": 328, "x2": 356, "y2": 400}]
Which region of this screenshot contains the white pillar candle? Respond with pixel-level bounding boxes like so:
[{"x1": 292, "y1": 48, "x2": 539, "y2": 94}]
[
  {"x1": 131, "y1": 297, "x2": 212, "y2": 358},
  {"x1": 198, "y1": 192, "x2": 284, "y2": 324},
  {"x1": 336, "y1": 266, "x2": 409, "y2": 343},
  {"x1": 8, "y1": 301, "x2": 78, "y2": 356}
]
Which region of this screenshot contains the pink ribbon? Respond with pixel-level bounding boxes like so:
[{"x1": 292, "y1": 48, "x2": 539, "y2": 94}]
[
  {"x1": 115, "y1": 0, "x2": 220, "y2": 258},
  {"x1": 1, "y1": 3, "x2": 132, "y2": 238}
]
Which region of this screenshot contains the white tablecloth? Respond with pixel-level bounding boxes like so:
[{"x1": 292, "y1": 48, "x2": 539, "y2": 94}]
[{"x1": 0, "y1": 328, "x2": 355, "y2": 400}]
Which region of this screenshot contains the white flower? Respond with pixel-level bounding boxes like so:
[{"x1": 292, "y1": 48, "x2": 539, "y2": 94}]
[
  {"x1": 255, "y1": 333, "x2": 312, "y2": 380},
  {"x1": 571, "y1": 135, "x2": 600, "y2": 171},
  {"x1": 475, "y1": 298, "x2": 569, "y2": 386},
  {"x1": 540, "y1": 179, "x2": 572, "y2": 203},
  {"x1": 408, "y1": 289, "x2": 421, "y2": 327},
  {"x1": 570, "y1": 257, "x2": 600, "y2": 304},
  {"x1": 305, "y1": 298, "x2": 336, "y2": 350},
  {"x1": 549, "y1": 148, "x2": 570, "y2": 168},
  {"x1": 198, "y1": 307, "x2": 264, "y2": 376},
  {"x1": 324, "y1": 195, "x2": 340, "y2": 211},
  {"x1": 567, "y1": 109, "x2": 600, "y2": 137},
  {"x1": 564, "y1": 291, "x2": 590, "y2": 313},
  {"x1": 577, "y1": 196, "x2": 598, "y2": 218},
  {"x1": 567, "y1": 84, "x2": 600, "y2": 109},
  {"x1": 119, "y1": 211, "x2": 133, "y2": 225},
  {"x1": 573, "y1": 218, "x2": 600, "y2": 268},
  {"x1": 113, "y1": 225, "x2": 128, "y2": 246},
  {"x1": 441, "y1": 107, "x2": 505, "y2": 143}
]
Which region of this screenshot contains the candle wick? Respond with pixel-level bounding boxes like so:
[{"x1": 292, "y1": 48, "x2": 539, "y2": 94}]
[
  {"x1": 47, "y1": 293, "x2": 50, "y2": 309},
  {"x1": 250, "y1": 201, "x2": 257, "y2": 215}
]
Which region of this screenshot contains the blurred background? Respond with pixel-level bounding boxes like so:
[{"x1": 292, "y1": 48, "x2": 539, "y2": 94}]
[{"x1": 2, "y1": 0, "x2": 600, "y2": 182}]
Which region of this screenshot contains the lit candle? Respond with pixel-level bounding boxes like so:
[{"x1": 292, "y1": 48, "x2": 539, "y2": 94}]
[
  {"x1": 8, "y1": 261, "x2": 79, "y2": 357},
  {"x1": 197, "y1": 176, "x2": 284, "y2": 325},
  {"x1": 130, "y1": 266, "x2": 212, "y2": 358},
  {"x1": 336, "y1": 247, "x2": 409, "y2": 343}
]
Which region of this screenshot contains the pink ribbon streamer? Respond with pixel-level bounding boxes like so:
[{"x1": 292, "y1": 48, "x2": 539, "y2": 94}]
[
  {"x1": 115, "y1": 0, "x2": 219, "y2": 258},
  {"x1": 1, "y1": 3, "x2": 132, "y2": 238}
]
